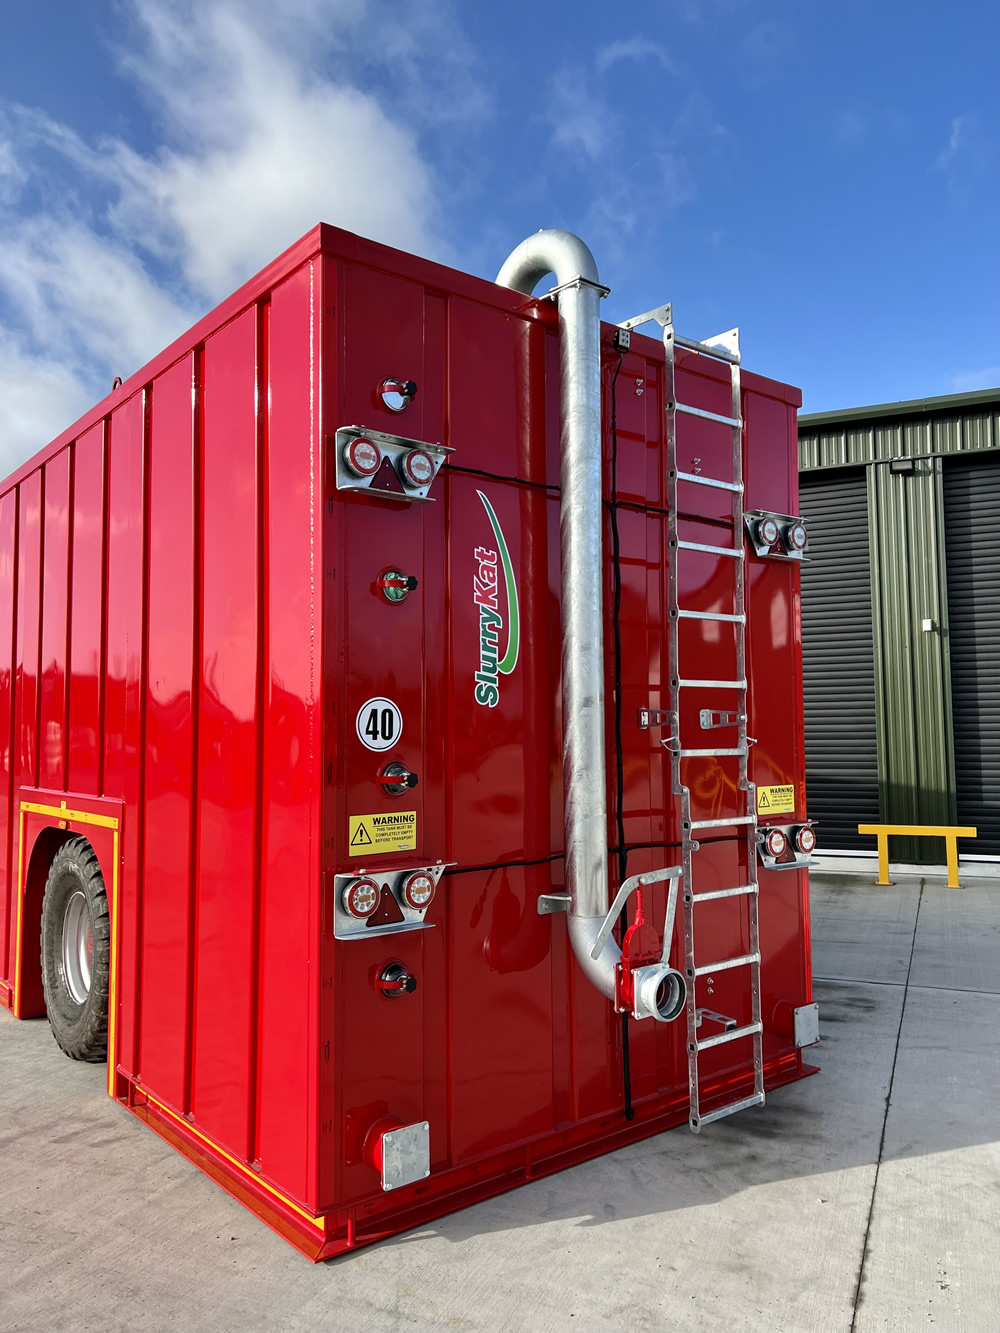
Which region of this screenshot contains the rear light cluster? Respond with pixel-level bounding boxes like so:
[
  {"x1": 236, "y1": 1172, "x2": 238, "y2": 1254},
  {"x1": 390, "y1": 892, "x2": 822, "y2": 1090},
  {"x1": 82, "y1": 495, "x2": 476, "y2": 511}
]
[
  {"x1": 745, "y1": 510, "x2": 809, "y2": 559},
  {"x1": 765, "y1": 828, "x2": 787, "y2": 858},
  {"x1": 401, "y1": 871, "x2": 435, "y2": 909},
  {"x1": 758, "y1": 824, "x2": 816, "y2": 867},
  {"x1": 343, "y1": 436, "x2": 436, "y2": 492},
  {"x1": 343, "y1": 876, "x2": 380, "y2": 919},
  {"x1": 795, "y1": 825, "x2": 816, "y2": 854},
  {"x1": 335, "y1": 865, "x2": 444, "y2": 938},
  {"x1": 342, "y1": 871, "x2": 438, "y2": 920}
]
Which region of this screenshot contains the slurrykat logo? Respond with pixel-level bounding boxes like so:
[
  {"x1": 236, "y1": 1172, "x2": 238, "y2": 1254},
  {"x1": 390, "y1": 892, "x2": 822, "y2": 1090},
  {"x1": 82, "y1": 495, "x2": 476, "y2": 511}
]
[{"x1": 473, "y1": 490, "x2": 520, "y2": 708}]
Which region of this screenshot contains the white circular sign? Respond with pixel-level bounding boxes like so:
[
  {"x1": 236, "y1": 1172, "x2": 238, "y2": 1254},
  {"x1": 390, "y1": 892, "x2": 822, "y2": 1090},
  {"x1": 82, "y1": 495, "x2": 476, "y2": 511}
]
[{"x1": 356, "y1": 697, "x2": 403, "y2": 752}]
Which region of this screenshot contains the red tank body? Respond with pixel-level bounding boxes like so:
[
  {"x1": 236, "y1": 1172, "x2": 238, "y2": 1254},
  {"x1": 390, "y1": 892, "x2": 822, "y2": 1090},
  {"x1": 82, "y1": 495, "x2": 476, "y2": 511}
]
[{"x1": 0, "y1": 224, "x2": 812, "y2": 1259}]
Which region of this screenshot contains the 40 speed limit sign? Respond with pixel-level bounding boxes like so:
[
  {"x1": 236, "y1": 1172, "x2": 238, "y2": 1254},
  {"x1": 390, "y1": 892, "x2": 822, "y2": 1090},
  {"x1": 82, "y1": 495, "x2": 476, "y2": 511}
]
[{"x1": 355, "y1": 697, "x2": 403, "y2": 752}]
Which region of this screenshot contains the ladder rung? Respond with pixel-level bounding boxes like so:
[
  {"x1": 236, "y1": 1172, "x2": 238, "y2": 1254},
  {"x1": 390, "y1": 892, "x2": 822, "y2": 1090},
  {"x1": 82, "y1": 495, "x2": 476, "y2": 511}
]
[
  {"x1": 674, "y1": 332, "x2": 741, "y2": 366},
  {"x1": 696, "y1": 1021, "x2": 763, "y2": 1052},
  {"x1": 675, "y1": 402, "x2": 743, "y2": 429},
  {"x1": 676, "y1": 609, "x2": 745, "y2": 624},
  {"x1": 694, "y1": 1090, "x2": 765, "y2": 1128},
  {"x1": 688, "y1": 815, "x2": 755, "y2": 829},
  {"x1": 675, "y1": 470, "x2": 743, "y2": 493},
  {"x1": 675, "y1": 678, "x2": 746, "y2": 690},
  {"x1": 691, "y1": 884, "x2": 756, "y2": 902},
  {"x1": 677, "y1": 539, "x2": 744, "y2": 559},
  {"x1": 677, "y1": 747, "x2": 746, "y2": 758},
  {"x1": 695, "y1": 951, "x2": 760, "y2": 976}
]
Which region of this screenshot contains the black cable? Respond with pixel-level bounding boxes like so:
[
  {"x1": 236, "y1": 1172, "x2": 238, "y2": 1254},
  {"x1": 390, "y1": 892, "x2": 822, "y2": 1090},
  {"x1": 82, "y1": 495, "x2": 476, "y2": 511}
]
[
  {"x1": 444, "y1": 852, "x2": 564, "y2": 877},
  {"x1": 444, "y1": 462, "x2": 560, "y2": 495},
  {"x1": 603, "y1": 495, "x2": 733, "y2": 531},
  {"x1": 607, "y1": 352, "x2": 635, "y2": 1121},
  {"x1": 442, "y1": 839, "x2": 737, "y2": 880}
]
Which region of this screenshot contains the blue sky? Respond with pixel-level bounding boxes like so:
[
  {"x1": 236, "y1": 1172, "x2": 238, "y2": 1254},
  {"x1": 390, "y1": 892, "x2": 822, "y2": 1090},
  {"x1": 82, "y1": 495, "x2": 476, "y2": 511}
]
[{"x1": 1, "y1": 0, "x2": 997, "y2": 473}]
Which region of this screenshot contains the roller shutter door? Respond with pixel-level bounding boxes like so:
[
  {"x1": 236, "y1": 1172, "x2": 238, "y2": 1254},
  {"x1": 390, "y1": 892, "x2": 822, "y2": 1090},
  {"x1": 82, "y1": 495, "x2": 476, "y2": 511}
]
[
  {"x1": 799, "y1": 470, "x2": 879, "y2": 849},
  {"x1": 943, "y1": 455, "x2": 1000, "y2": 856}
]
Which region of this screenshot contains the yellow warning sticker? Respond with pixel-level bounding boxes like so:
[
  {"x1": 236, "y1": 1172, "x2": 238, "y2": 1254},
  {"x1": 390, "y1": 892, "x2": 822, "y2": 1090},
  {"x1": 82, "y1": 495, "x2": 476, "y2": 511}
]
[
  {"x1": 756, "y1": 785, "x2": 796, "y2": 816},
  {"x1": 348, "y1": 811, "x2": 417, "y2": 857}
]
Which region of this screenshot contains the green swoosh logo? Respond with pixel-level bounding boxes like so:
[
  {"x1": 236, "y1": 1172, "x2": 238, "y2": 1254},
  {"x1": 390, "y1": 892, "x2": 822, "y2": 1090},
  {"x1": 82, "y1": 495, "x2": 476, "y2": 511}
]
[{"x1": 476, "y1": 490, "x2": 519, "y2": 675}]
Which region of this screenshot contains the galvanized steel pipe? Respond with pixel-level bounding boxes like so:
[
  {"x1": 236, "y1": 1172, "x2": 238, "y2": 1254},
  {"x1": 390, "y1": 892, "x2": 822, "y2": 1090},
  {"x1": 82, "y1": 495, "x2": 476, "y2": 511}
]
[{"x1": 496, "y1": 230, "x2": 619, "y2": 1001}]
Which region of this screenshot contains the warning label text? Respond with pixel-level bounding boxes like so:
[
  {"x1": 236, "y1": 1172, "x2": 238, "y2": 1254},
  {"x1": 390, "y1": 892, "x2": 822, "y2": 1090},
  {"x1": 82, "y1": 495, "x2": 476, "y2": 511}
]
[
  {"x1": 348, "y1": 811, "x2": 417, "y2": 856},
  {"x1": 756, "y1": 785, "x2": 796, "y2": 816}
]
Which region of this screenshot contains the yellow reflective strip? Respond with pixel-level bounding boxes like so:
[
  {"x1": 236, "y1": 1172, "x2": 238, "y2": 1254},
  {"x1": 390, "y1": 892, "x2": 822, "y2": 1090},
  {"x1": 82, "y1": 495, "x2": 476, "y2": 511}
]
[
  {"x1": 20, "y1": 801, "x2": 120, "y2": 830},
  {"x1": 144, "y1": 1093, "x2": 326, "y2": 1234},
  {"x1": 106, "y1": 830, "x2": 120, "y2": 1098},
  {"x1": 13, "y1": 813, "x2": 25, "y2": 1012}
]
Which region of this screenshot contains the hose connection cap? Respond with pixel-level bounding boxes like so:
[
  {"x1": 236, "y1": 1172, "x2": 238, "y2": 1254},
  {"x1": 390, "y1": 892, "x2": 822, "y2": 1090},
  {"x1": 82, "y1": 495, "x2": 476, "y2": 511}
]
[{"x1": 632, "y1": 963, "x2": 687, "y2": 1023}]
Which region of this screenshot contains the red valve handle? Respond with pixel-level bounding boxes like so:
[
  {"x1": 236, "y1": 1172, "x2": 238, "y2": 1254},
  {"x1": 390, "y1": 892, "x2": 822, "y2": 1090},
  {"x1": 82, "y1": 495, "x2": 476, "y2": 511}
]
[
  {"x1": 377, "y1": 771, "x2": 418, "y2": 788},
  {"x1": 379, "y1": 975, "x2": 417, "y2": 993},
  {"x1": 378, "y1": 963, "x2": 418, "y2": 997}
]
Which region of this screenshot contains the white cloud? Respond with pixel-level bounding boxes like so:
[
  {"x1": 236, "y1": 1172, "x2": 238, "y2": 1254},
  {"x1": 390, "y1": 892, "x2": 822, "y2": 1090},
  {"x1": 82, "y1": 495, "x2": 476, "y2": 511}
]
[
  {"x1": 0, "y1": 334, "x2": 97, "y2": 472},
  {"x1": 933, "y1": 113, "x2": 993, "y2": 205},
  {"x1": 950, "y1": 365, "x2": 1000, "y2": 393},
  {"x1": 543, "y1": 39, "x2": 718, "y2": 262},
  {"x1": 546, "y1": 67, "x2": 617, "y2": 165},
  {"x1": 596, "y1": 38, "x2": 675, "y2": 75},
  {"x1": 0, "y1": 0, "x2": 468, "y2": 474}
]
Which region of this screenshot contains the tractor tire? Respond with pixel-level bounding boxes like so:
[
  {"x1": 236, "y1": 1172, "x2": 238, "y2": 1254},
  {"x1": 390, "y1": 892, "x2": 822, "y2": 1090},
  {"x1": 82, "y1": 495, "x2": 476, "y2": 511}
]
[{"x1": 40, "y1": 836, "x2": 111, "y2": 1062}]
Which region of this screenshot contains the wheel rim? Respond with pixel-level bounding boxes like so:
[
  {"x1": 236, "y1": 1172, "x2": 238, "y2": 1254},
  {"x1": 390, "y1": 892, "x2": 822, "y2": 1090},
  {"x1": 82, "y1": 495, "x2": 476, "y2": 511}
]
[{"x1": 62, "y1": 890, "x2": 93, "y2": 1004}]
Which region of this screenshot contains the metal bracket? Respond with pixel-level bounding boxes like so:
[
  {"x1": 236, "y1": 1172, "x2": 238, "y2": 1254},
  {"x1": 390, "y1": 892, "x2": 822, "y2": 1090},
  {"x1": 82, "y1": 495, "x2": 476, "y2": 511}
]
[
  {"x1": 618, "y1": 303, "x2": 672, "y2": 332},
  {"x1": 638, "y1": 708, "x2": 671, "y2": 729},
  {"x1": 744, "y1": 509, "x2": 809, "y2": 561},
  {"x1": 702, "y1": 327, "x2": 740, "y2": 359},
  {"x1": 590, "y1": 865, "x2": 683, "y2": 962},
  {"x1": 541, "y1": 275, "x2": 612, "y2": 301},
  {"x1": 537, "y1": 894, "x2": 571, "y2": 916},
  {"x1": 696, "y1": 1008, "x2": 737, "y2": 1033},
  {"x1": 699, "y1": 709, "x2": 742, "y2": 730},
  {"x1": 334, "y1": 425, "x2": 453, "y2": 503},
  {"x1": 333, "y1": 863, "x2": 451, "y2": 940}
]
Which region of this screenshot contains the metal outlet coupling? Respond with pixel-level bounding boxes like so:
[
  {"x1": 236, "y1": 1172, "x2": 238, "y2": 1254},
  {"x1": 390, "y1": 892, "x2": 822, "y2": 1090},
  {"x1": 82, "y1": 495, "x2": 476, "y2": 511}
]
[
  {"x1": 378, "y1": 962, "x2": 418, "y2": 998},
  {"x1": 378, "y1": 570, "x2": 418, "y2": 603},
  {"x1": 378, "y1": 762, "x2": 419, "y2": 795},
  {"x1": 632, "y1": 963, "x2": 686, "y2": 1023}
]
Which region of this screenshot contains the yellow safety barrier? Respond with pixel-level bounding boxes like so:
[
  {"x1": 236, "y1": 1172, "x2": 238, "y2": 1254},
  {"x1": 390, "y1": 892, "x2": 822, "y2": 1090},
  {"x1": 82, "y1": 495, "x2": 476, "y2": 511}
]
[{"x1": 857, "y1": 824, "x2": 977, "y2": 889}]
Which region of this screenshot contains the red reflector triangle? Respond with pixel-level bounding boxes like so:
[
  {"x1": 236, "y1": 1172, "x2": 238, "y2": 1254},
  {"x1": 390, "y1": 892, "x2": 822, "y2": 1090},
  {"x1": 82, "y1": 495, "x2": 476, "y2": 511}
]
[
  {"x1": 368, "y1": 456, "x2": 405, "y2": 493},
  {"x1": 367, "y1": 883, "x2": 405, "y2": 927}
]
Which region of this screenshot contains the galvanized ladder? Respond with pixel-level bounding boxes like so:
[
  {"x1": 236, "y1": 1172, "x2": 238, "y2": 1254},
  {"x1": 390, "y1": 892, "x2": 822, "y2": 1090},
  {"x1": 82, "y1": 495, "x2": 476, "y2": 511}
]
[{"x1": 619, "y1": 304, "x2": 764, "y2": 1133}]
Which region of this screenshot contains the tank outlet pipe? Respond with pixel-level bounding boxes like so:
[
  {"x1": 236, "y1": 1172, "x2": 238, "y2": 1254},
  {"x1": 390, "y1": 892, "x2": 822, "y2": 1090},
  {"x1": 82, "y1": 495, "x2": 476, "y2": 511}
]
[{"x1": 496, "y1": 229, "x2": 619, "y2": 1001}]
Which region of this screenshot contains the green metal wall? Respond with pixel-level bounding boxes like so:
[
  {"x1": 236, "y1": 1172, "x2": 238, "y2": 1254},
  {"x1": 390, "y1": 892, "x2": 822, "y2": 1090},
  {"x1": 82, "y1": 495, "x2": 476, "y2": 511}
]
[{"x1": 799, "y1": 389, "x2": 1000, "y2": 863}]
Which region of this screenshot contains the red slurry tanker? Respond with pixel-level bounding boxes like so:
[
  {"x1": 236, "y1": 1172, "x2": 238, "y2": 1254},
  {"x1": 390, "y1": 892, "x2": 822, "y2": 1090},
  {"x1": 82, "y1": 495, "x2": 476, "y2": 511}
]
[{"x1": 0, "y1": 223, "x2": 816, "y2": 1258}]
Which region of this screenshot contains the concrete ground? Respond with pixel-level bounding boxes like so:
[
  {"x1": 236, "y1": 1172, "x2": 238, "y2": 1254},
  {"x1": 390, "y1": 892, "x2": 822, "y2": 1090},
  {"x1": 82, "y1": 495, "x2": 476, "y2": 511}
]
[{"x1": 1, "y1": 871, "x2": 998, "y2": 1333}]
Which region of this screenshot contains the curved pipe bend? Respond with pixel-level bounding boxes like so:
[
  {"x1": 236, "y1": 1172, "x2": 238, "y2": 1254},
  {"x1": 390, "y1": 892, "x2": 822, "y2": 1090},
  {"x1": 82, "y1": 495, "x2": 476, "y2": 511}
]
[
  {"x1": 497, "y1": 229, "x2": 617, "y2": 1001},
  {"x1": 495, "y1": 228, "x2": 601, "y2": 295}
]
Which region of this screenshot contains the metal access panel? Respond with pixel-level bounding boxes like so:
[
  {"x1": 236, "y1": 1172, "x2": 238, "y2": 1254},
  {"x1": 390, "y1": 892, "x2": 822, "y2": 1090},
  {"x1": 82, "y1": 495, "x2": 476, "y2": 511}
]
[
  {"x1": 793, "y1": 1003, "x2": 820, "y2": 1047},
  {"x1": 380, "y1": 1121, "x2": 431, "y2": 1191}
]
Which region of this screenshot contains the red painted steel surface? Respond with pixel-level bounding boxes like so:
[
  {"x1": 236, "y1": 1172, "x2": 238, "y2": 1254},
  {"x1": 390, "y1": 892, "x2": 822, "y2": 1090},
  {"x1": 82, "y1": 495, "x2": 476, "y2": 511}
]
[{"x1": 0, "y1": 223, "x2": 809, "y2": 1259}]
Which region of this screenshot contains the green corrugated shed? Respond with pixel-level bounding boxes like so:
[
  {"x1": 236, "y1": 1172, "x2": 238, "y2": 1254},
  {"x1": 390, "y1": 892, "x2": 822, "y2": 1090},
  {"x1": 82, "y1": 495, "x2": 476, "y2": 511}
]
[{"x1": 799, "y1": 387, "x2": 1000, "y2": 864}]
